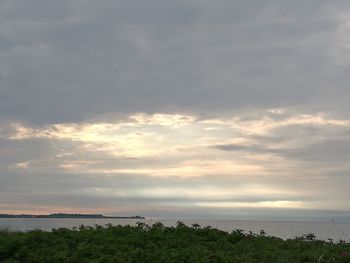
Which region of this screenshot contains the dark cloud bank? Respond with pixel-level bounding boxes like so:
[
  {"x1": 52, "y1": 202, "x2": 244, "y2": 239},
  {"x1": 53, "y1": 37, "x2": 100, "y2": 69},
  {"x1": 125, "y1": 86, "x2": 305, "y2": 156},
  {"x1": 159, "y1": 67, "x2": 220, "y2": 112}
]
[{"x1": 1, "y1": 0, "x2": 350, "y2": 124}]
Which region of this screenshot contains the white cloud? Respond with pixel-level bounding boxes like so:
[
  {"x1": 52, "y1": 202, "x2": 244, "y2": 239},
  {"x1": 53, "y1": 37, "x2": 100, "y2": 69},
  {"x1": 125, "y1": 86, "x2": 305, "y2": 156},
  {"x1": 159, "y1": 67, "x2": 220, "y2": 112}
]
[{"x1": 1, "y1": 109, "x2": 350, "y2": 217}]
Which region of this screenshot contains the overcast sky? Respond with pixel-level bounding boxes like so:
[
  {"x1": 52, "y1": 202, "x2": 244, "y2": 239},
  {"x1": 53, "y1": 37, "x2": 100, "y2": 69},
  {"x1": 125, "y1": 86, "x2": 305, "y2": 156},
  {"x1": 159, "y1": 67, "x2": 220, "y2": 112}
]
[{"x1": 1, "y1": 0, "x2": 350, "y2": 221}]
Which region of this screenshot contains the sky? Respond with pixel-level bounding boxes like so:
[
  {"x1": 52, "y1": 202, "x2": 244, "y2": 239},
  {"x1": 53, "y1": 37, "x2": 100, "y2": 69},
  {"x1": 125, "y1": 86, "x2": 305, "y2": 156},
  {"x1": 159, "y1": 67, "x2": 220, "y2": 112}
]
[{"x1": 1, "y1": 0, "x2": 350, "y2": 221}]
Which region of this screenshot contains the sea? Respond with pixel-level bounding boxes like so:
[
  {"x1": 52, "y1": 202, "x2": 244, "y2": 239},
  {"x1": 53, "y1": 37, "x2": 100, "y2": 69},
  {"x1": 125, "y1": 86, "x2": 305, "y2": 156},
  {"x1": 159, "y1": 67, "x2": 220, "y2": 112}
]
[{"x1": 1, "y1": 218, "x2": 350, "y2": 242}]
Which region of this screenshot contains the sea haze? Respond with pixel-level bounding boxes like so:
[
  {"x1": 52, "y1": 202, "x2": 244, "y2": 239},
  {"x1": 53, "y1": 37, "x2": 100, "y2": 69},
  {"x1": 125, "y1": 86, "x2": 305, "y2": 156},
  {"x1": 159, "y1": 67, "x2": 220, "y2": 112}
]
[{"x1": 1, "y1": 218, "x2": 350, "y2": 242}]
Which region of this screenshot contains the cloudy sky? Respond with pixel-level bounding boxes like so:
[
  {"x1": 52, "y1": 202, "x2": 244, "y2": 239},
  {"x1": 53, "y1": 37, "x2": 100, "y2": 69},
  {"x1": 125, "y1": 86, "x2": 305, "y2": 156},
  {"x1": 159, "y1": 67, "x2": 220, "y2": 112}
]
[{"x1": 1, "y1": 0, "x2": 350, "y2": 221}]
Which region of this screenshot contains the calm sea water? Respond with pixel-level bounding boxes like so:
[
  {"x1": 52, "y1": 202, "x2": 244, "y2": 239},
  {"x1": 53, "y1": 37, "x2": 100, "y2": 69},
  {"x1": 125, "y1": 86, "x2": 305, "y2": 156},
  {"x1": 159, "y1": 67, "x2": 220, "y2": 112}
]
[{"x1": 1, "y1": 218, "x2": 349, "y2": 241}]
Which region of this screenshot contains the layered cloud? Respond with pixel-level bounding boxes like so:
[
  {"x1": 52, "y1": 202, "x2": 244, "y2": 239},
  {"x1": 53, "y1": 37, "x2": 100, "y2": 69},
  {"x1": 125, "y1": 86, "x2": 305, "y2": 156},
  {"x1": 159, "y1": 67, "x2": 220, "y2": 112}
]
[
  {"x1": 1, "y1": 110, "x2": 350, "y2": 219},
  {"x1": 1, "y1": 0, "x2": 350, "y2": 124},
  {"x1": 1, "y1": 0, "x2": 350, "y2": 219}
]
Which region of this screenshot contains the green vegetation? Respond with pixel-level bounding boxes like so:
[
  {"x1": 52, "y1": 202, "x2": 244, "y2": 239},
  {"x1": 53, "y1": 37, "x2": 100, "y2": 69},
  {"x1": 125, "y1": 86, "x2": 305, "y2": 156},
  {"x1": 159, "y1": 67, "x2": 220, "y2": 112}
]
[{"x1": 0, "y1": 222, "x2": 349, "y2": 262}]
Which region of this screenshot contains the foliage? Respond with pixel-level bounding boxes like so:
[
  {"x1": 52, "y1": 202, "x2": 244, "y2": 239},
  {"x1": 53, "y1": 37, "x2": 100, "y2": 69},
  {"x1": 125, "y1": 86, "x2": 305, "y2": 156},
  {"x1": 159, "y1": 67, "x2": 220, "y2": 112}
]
[{"x1": 0, "y1": 223, "x2": 349, "y2": 262}]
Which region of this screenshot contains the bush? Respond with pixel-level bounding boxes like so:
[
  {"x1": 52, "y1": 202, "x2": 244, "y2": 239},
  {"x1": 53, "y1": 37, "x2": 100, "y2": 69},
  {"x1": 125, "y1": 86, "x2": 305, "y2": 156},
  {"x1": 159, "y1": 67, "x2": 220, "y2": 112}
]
[{"x1": 0, "y1": 223, "x2": 349, "y2": 262}]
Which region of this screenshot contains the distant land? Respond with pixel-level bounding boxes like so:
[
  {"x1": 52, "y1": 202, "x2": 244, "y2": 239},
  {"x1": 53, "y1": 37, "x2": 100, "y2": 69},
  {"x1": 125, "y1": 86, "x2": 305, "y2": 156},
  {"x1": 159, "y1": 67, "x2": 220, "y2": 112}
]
[{"x1": 0, "y1": 213, "x2": 145, "y2": 219}]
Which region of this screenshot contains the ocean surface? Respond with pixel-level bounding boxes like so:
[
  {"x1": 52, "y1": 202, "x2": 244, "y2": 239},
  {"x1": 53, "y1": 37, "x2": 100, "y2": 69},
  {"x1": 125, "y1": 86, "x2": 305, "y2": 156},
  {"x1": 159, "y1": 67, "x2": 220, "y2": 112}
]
[{"x1": 1, "y1": 218, "x2": 349, "y2": 241}]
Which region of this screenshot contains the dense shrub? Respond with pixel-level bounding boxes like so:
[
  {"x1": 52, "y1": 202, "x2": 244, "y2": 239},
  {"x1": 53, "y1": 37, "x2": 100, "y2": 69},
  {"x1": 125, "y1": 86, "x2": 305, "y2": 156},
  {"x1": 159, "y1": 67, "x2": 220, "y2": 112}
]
[{"x1": 0, "y1": 223, "x2": 349, "y2": 262}]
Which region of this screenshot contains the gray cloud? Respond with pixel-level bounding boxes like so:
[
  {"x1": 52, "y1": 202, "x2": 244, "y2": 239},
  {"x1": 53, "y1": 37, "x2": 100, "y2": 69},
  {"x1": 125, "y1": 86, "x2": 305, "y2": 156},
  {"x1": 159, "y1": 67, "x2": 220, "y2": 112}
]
[
  {"x1": 1, "y1": 1, "x2": 350, "y2": 220},
  {"x1": 1, "y1": 0, "x2": 350, "y2": 124},
  {"x1": 212, "y1": 138, "x2": 350, "y2": 163}
]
